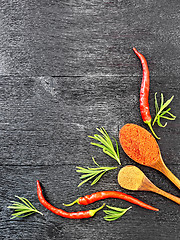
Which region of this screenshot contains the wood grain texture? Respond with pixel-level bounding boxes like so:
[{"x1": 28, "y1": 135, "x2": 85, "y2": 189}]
[
  {"x1": 0, "y1": 0, "x2": 180, "y2": 239},
  {"x1": 0, "y1": 75, "x2": 179, "y2": 240},
  {"x1": 0, "y1": 76, "x2": 179, "y2": 166},
  {"x1": 1, "y1": 166, "x2": 180, "y2": 240},
  {"x1": 0, "y1": 0, "x2": 180, "y2": 76}
]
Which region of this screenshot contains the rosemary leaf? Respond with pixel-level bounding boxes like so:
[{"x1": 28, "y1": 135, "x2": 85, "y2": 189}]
[
  {"x1": 161, "y1": 93, "x2": 164, "y2": 108},
  {"x1": 91, "y1": 172, "x2": 106, "y2": 185},
  {"x1": 114, "y1": 138, "x2": 120, "y2": 159},
  {"x1": 76, "y1": 158, "x2": 117, "y2": 187},
  {"x1": 103, "y1": 205, "x2": 132, "y2": 221},
  {"x1": 90, "y1": 142, "x2": 105, "y2": 149},
  {"x1": 157, "y1": 116, "x2": 167, "y2": 128},
  {"x1": 161, "y1": 108, "x2": 176, "y2": 119},
  {"x1": 77, "y1": 174, "x2": 98, "y2": 187},
  {"x1": 103, "y1": 148, "x2": 118, "y2": 161},
  {"x1": 153, "y1": 93, "x2": 176, "y2": 127},
  {"x1": 154, "y1": 92, "x2": 159, "y2": 114},
  {"x1": 7, "y1": 196, "x2": 43, "y2": 219},
  {"x1": 161, "y1": 115, "x2": 176, "y2": 120},
  {"x1": 89, "y1": 127, "x2": 121, "y2": 165},
  {"x1": 79, "y1": 173, "x2": 97, "y2": 179},
  {"x1": 76, "y1": 167, "x2": 95, "y2": 174}
]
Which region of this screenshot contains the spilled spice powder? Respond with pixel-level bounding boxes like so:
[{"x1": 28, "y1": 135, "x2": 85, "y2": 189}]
[{"x1": 119, "y1": 124, "x2": 160, "y2": 166}]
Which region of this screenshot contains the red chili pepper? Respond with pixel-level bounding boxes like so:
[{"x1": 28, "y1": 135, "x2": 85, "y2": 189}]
[
  {"x1": 64, "y1": 191, "x2": 159, "y2": 211},
  {"x1": 37, "y1": 180, "x2": 105, "y2": 219},
  {"x1": 133, "y1": 47, "x2": 160, "y2": 139}
]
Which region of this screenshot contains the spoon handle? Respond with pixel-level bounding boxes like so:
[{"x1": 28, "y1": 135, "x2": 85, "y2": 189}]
[
  {"x1": 140, "y1": 176, "x2": 180, "y2": 205},
  {"x1": 152, "y1": 185, "x2": 180, "y2": 205},
  {"x1": 155, "y1": 158, "x2": 180, "y2": 190}
]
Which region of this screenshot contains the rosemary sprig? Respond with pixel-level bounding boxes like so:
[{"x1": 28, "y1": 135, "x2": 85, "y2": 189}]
[
  {"x1": 103, "y1": 205, "x2": 132, "y2": 221},
  {"x1": 7, "y1": 196, "x2": 43, "y2": 219},
  {"x1": 153, "y1": 93, "x2": 176, "y2": 127},
  {"x1": 88, "y1": 127, "x2": 120, "y2": 165},
  {"x1": 76, "y1": 157, "x2": 117, "y2": 187}
]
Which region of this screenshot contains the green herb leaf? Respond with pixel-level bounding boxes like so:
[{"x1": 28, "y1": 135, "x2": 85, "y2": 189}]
[
  {"x1": 89, "y1": 127, "x2": 121, "y2": 164},
  {"x1": 7, "y1": 196, "x2": 43, "y2": 219},
  {"x1": 91, "y1": 171, "x2": 106, "y2": 185},
  {"x1": 153, "y1": 93, "x2": 176, "y2": 127},
  {"x1": 76, "y1": 157, "x2": 117, "y2": 187},
  {"x1": 103, "y1": 205, "x2": 132, "y2": 221},
  {"x1": 154, "y1": 92, "x2": 159, "y2": 114}
]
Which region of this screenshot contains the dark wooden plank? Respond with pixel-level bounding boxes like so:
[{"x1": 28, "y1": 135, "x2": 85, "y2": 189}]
[
  {"x1": 1, "y1": 1, "x2": 180, "y2": 239},
  {"x1": 1, "y1": 165, "x2": 180, "y2": 240},
  {"x1": 0, "y1": 75, "x2": 179, "y2": 239},
  {"x1": 1, "y1": 1, "x2": 180, "y2": 76},
  {"x1": 0, "y1": 76, "x2": 179, "y2": 166}
]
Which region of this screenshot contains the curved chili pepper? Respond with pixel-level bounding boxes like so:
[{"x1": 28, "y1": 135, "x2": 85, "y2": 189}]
[
  {"x1": 37, "y1": 180, "x2": 105, "y2": 219},
  {"x1": 133, "y1": 47, "x2": 160, "y2": 139},
  {"x1": 64, "y1": 191, "x2": 159, "y2": 211}
]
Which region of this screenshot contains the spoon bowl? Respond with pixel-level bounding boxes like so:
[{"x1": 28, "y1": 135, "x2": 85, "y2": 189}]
[
  {"x1": 119, "y1": 123, "x2": 180, "y2": 190},
  {"x1": 118, "y1": 165, "x2": 180, "y2": 205}
]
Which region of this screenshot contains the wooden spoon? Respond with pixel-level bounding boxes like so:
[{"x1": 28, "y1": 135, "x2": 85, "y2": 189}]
[
  {"x1": 118, "y1": 165, "x2": 180, "y2": 204},
  {"x1": 119, "y1": 123, "x2": 180, "y2": 190}
]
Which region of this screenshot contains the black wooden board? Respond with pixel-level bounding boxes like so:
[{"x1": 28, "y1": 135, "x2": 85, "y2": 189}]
[{"x1": 0, "y1": 1, "x2": 180, "y2": 240}]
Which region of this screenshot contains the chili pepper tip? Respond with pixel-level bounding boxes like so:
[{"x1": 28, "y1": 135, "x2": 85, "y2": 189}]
[
  {"x1": 154, "y1": 208, "x2": 159, "y2": 212},
  {"x1": 133, "y1": 47, "x2": 137, "y2": 53}
]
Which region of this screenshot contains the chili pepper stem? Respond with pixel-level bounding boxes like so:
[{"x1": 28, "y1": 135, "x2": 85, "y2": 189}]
[
  {"x1": 144, "y1": 119, "x2": 160, "y2": 140},
  {"x1": 63, "y1": 198, "x2": 80, "y2": 207},
  {"x1": 89, "y1": 203, "x2": 106, "y2": 217}
]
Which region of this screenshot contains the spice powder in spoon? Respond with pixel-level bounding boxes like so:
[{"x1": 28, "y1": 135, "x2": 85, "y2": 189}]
[{"x1": 119, "y1": 124, "x2": 160, "y2": 167}]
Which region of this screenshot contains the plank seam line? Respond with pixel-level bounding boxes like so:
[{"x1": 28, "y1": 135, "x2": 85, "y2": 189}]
[
  {"x1": 1, "y1": 164, "x2": 179, "y2": 167},
  {"x1": 0, "y1": 75, "x2": 179, "y2": 78},
  {"x1": 0, "y1": 164, "x2": 79, "y2": 167}
]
